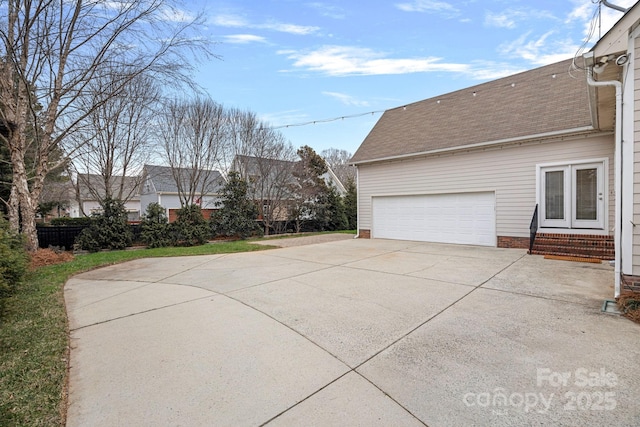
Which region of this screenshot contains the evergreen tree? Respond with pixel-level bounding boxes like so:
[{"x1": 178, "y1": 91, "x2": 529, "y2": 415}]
[
  {"x1": 75, "y1": 197, "x2": 132, "y2": 252},
  {"x1": 290, "y1": 145, "x2": 331, "y2": 231},
  {"x1": 170, "y1": 204, "x2": 209, "y2": 246},
  {"x1": 343, "y1": 178, "x2": 357, "y2": 230},
  {"x1": 325, "y1": 186, "x2": 348, "y2": 231},
  {"x1": 211, "y1": 172, "x2": 263, "y2": 239},
  {"x1": 140, "y1": 202, "x2": 171, "y2": 248}
]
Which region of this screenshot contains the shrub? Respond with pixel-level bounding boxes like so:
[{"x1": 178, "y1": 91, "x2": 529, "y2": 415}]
[
  {"x1": 170, "y1": 204, "x2": 210, "y2": 246},
  {"x1": 0, "y1": 216, "x2": 29, "y2": 311},
  {"x1": 75, "y1": 197, "x2": 133, "y2": 252},
  {"x1": 140, "y1": 203, "x2": 171, "y2": 248},
  {"x1": 210, "y1": 172, "x2": 263, "y2": 239}
]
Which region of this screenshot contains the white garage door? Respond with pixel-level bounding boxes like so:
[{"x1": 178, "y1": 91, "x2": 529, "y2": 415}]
[{"x1": 372, "y1": 192, "x2": 496, "y2": 246}]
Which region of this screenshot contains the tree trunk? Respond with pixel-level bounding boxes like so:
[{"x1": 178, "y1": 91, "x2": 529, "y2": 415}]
[
  {"x1": 7, "y1": 184, "x2": 20, "y2": 233},
  {"x1": 20, "y1": 195, "x2": 38, "y2": 252},
  {"x1": 9, "y1": 134, "x2": 40, "y2": 251}
]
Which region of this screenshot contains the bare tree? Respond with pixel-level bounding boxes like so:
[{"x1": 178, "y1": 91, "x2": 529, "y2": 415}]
[
  {"x1": 224, "y1": 107, "x2": 263, "y2": 170},
  {"x1": 228, "y1": 109, "x2": 298, "y2": 235},
  {"x1": 0, "y1": 0, "x2": 213, "y2": 251},
  {"x1": 321, "y1": 148, "x2": 356, "y2": 186},
  {"x1": 70, "y1": 71, "x2": 159, "y2": 212},
  {"x1": 158, "y1": 97, "x2": 227, "y2": 207}
]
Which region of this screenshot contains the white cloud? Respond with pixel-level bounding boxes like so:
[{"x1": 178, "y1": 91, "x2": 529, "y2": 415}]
[
  {"x1": 223, "y1": 34, "x2": 267, "y2": 44},
  {"x1": 395, "y1": 0, "x2": 459, "y2": 14},
  {"x1": 566, "y1": 1, "x2": 593, "y2": 23},
  {"x1": 322, "y1": 92, "x2": 370, "y2": 107},
  {"x1": 259, "y1": 110, "x2": 309, "y2": 127},
  {"x1": 567, "y1": 0, "x2": 635, "y2": 42},
  {"x1": 498, "y1": 31, "x2": 577, "y2": 66},
  {"x1": 485, "y1": 8, "x2": 557, "y2": 30},
  {"x1": 159, "y1": 6, "x2": 196, "y2": 23},
  {"x1": 211, "y1": 14, "x2": 250, "y2": 28},
  {"x1": 211, "y1": 13, "x2": 319, "y2": 35},
  {"x1": 279, "y1": 45, "x2": 468, "y2": 76},
  {"x1": 484, "y1": 11, "x2": 517, "y2": 29},
  {"x1": 278, "y1": 45, "x2": 525, "y2": 81},
  {"x1": 307, "y1": 2, "x2": 346, "y2": 19},
  {"x1": 263, "y1": 21, "x2": 319, "y2": 35}
]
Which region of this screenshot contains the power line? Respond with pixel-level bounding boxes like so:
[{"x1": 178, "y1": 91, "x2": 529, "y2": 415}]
[
  {"x1": 263, "y1": 39, "x2": 592, "y2": 132},
  {"x1": 259, "y1": 109, "x2": 387, "y2": 131}
]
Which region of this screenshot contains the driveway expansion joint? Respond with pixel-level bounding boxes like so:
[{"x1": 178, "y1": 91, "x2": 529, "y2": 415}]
[
  {"x1": 66, "y1": 239, "x2": 633, "y2": 426},
  {"x1": 69, "y1": 294, "x2": 216, "y2": 332}
]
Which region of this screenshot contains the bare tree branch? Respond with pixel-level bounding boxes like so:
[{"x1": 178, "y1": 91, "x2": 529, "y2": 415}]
[
  {"x1": 0, "y1": 0, "x2": 215, "y2": 250},
  {"x1": 158, "y1": 97, "x2": 227, "y2": 207}
]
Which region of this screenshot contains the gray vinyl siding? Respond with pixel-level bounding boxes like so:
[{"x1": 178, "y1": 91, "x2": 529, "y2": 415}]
[
  {"x1": 140, "y1": 193, "x2": 159, "y2": 218},
  {"x1": 357, "y1": 135, "x2": 614, "y2": 239}
]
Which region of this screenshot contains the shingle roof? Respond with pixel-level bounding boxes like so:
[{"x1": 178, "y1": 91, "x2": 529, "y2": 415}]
[
  {"x1": 144, "y1": 164, "x2": 224, "y2": 194},
  {"x1": 351, "y1": 58, "x2": 595, "y2": 164},
  {"x1": 232, "y1": 154, "x2": 346, "y2": 194},
  {"x1": 77, "y1": 174, "x2": 141, "y2": 200},
  {"x1": 232, "y1": 155, "x2": 297, "y2": 178}
]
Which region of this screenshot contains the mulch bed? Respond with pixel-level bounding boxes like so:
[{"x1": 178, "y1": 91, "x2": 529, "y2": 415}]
[
  {"x1": 29, "y1": 248, "x2": 75, "y2": 269},
  {"x1": 617, "y1": 291, "x2": 640, "y2": 324}
]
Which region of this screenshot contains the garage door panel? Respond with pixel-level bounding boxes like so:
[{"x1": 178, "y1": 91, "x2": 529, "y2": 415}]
[{"x1": 372, "y1": 193, "x2": 496, "y2": 246}]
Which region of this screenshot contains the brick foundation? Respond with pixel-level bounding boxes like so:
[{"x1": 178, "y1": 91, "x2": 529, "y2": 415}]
[
  {"x1": 497, "y1": 236, "x2": 529, "y2": 249},
  {"x1": 530, "y1": 233, "x2": 614, "y2": 260},
  {"x1": 622, "y1": 275, "x2": 640, "y2": 293},
  {"x1": 358, "y1": 229, "x2": 371, "y2": 238}
]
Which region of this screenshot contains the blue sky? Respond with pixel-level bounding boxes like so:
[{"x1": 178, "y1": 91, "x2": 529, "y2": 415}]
[{"x1": 182, "y1": 0, "x2": 636, "y2": 155}]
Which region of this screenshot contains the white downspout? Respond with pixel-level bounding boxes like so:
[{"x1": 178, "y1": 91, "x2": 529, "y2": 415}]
[
  {"x1": 354, "y1": 165, "x2": 360, "y2": 239},
  {"x1": 585, "y1": 53, "x2": 623, "y2": 298}
]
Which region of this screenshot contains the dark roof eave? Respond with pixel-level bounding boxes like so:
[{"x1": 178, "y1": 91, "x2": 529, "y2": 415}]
[{"x1": 350, "y1": 126, "x2": 600, "y2": 166}]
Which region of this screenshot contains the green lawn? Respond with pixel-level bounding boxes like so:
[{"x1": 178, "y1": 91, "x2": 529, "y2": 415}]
[{"x1": 0, "y1": 240, "x2": 275, "y2": 426}]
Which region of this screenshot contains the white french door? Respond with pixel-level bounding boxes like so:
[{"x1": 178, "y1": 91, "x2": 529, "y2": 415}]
[{"x1": 540, "y1": 162, "x2": 605, "y2": 229}]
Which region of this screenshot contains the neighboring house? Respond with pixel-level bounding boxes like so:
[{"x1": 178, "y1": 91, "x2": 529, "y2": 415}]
[
  {"x1": 38, "y1": 179, "x2": 76, "y2": 220},
  {"x1": 75, "y1": 174, "x2": 141, "y2": 221},
  {"x1": 232, "y1": 154, "x2": 346, "y2": 196},
  {"x1": 231, "y1": 154, "x2": 347, "y2": 226},
  {"x1": 140, "y1": 164, "x2": 225, "y2": 222},
  {"x1": 351, "y1": 3, "x2": 640, "y2": 297},
  {"x1": 231, "y1": 155, "x2": 298, "y2": 224}
]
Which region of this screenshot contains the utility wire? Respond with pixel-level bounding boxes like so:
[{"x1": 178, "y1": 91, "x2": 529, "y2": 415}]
[{"x1": 259, "y1": 109, "x2": 387, "y2": 131}]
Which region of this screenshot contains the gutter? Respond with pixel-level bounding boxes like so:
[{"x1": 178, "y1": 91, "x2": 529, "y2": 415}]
[
  {"x1": 349, "y1": 126, "x2": 600, "y2": 166},
  {"x1": 584, "y1": 51, "x2": 623, "y2": 298},
  {"x1": 602, "y1": 1, "x2": 628, "y2": 13}
]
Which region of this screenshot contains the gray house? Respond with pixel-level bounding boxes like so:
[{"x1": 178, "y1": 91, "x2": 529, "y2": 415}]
[
  {"x1": 140, "y1": 165, "x2": 225, "y2": 222},
  {"x1": 352, "y1": 2, "x2": 640, "y2": 297},
  {"x1": 351, "y1": 58, "x2": 607, "y2": 245},
  {"x1": 75, "y1": 174, "x2": 141, "y2": 221}
]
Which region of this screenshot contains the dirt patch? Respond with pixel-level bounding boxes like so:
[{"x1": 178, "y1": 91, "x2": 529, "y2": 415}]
[
  {"x1": 617, "y1": 291, "x2": 640, "y2": 324},
  {"x1": 30, "y1": 248, "x2": 74, "y2": 269}
]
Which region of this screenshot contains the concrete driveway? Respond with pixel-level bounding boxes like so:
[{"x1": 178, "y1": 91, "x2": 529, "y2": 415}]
[{"x1": 65, "y1": 237, "x2": 640, "y2": 426}]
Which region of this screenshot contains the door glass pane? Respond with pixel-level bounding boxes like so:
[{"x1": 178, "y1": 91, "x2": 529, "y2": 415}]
[
  {"x1": 545, "y1": 171, "x2": 564, "y2": 219},
  {"x1": 576, "y1": 168, "x2": 597, "y2": 220}
]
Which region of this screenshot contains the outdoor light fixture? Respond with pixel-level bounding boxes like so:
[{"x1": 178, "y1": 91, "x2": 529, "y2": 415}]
[{"x1": 615, "y1": 54, "x2": 629, "y2": 66}]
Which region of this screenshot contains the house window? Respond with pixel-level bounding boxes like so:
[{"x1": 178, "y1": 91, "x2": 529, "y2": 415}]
[{"x1": 539, "y1": 161, "x2": 605, "y2": 229}]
